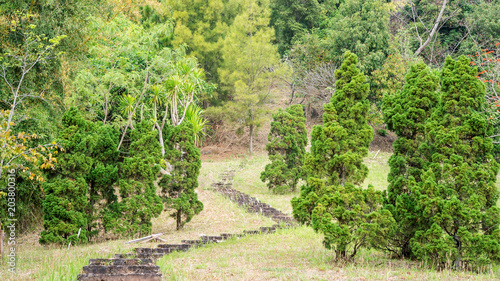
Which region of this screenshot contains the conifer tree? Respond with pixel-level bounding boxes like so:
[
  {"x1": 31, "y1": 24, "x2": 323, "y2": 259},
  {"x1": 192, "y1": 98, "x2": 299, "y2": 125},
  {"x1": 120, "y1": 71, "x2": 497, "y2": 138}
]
[
  {"x1": 292, "y1": 51, "x2": 372, "y2": 221},
  {"x1": 292, "y1": 51, "x2": 373, "y2": 224},
  {"x1": 411, "y1": 56, "x2": 500, "y2": 269},
  {"x1": 40, "y1": 108, "x2": 119, "y2": 244},
  {"x1": 312, "y1": 183, "x2": 393, "y2": 260},
  {"x1": 382, "y1": 62, "x2": 440, "y2": 258},
  {"x1": 218, "y1": 0, "x2": 280, "y2": 153},
  {"x1": 260, "y1": 104, "x2": 307, "y2": 193},
  {"x1": 159, "y1": 123, "x2": 203, "y2": 230},
  {"x1": 103, "y1": 121, "x2": 163, "y2": 237},
  {"x1": 292, "y1": 51, "x2": 391, "y2": 260}
]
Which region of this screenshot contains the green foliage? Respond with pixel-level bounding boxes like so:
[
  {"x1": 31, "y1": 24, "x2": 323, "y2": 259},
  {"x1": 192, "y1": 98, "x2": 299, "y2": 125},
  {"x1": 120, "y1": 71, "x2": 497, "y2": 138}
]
[
  {"x1": 168, "y1": 0, "x2": 245, "y2": 103},
  {"x1": 301, "y1": 51, "x2": 373, "y2": 187},
  {"x1": 40, "y1": 108, "x2": 119, "y2": 244},
  {"x1": 39, "y1": 178, "x2": 88, "y2": 244},
  {"x1": 410, "y1": 56, "x2": 500, "y2": 269},
  {"x1": 292, "y1": 52, "x2": 385, "y2": 261},
  {"x1": 159, "y1": 123, "x2": 203, "y2": 230},
  {"x1": 323, "y1": 0, "x2": 390, "y2": 76},
  {"x1": 218, "y1": 0, "x2": 281, "y2": 153},
  {"x1": 292, "y1": 51, "x2": 374, "y2": 223},
  {"x1": 382, "y1": 62, "x2": 440, "y2": 258},
  {"x1": 104, "y1": 121, "x2": 163, "y2": 237},
  {"x1": 312, "y1": 183, "x2": 394, "y2": 260},
  {"x1": 269, "y1": 0, "x2": 324, "y2": 55},
  {"x1": 70, "y1": 14, "x2": 175, "y2": 124},
  {"x1": 261, "y1": 104, "x2": 307, "y2": 193},
  {"x1": 371, "y1": 53, "x2": 407, "y2": 102},
  {"x1": 463, "y1": 0, "x2": 500, "y2": 50},
  {"x1": 0, "y1": 14, "x2": 66, "y2": 181},
  {"x1": 184, "y1": 104, "x2": 209, "y2": 147}
]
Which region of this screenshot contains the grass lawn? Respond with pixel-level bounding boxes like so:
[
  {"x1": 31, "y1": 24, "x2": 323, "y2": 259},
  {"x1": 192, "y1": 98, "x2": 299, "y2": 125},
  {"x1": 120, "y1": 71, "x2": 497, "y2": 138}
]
[{"x1": 1, "y1": 151, "x2": 499, "y2": 280}]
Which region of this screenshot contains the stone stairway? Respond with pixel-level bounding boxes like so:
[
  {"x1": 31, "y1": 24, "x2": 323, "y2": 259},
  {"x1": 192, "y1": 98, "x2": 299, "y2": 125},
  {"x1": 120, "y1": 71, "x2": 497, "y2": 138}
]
[
  {"x1": 76, "y1": 168, "x2": 296, "y2": 280},
  {"x1": 211, "y1": 170, "x2": 296, "y2": 226}
]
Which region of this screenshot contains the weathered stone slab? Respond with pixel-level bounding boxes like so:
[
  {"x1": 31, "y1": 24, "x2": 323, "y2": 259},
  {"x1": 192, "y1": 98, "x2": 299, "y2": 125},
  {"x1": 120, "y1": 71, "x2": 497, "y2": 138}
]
[
  {"x1": 77, "y1": 273, "x2": 162, "y2": 281},
  {"x1": 114, "y1": 253, "x2": 166, "y2": 260},
  {"x1": 135, "y1": 247, "x2": 173, "y2": 254},
  {"x1": 81, "y1": 265, "x2": 160, "y2": 275},
  {"x1": 157, "y1": 244, "x2": 191, "y2": 251},
  {"x1": 88, "y1": 259, "x2": 154, "y2": 266}
]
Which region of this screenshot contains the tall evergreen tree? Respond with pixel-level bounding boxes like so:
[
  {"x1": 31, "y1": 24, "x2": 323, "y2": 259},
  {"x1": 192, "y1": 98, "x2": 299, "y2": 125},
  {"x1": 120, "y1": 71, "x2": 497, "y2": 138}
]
[
  {"x1": 103, "y1": 121, "x2": 163, "y2": 237},
  {"x1": 218, "y1": 0, "x2": 280, "y2": 154},
  {"x1": 40, "y1": 108, "x2": 119, "y2": 244},
  {"x1": 292, "y1": 51, "x2": 391, "y2": 260},
  {"x1": 260, "y1": 104, "x2": 307, "y2": 193},
  {"x1": 382, "y1": 62, "x2": 440, "y2": 258},
  {"x1": 292, "y1": 51, "x2": 373, "y2": 224},
  {"x1": 410, "y1": 56, "x2": 500, "y2": 269},
  {"x1": 159, "y1": 123, "x2": 203, "y2": 230}
]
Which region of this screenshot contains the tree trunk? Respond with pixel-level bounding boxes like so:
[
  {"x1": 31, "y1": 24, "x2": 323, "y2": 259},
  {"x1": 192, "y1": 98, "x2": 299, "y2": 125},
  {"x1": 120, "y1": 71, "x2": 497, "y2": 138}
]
[
  {"x1": 88, "y1": 182, "x2": 94, "y2": 234},
  {"x1": 402, "y1": 241, "x2": 412, "y2": 259},
  {"x1": 156, "y1": 124, "x2": 165, "y2": 157},
  {"x1": 306, "y1": 101, "x2": 311, "y2": 124},
  {"x1": 249, "y1": 124, "x2": 254, "y2": 154},
  {"x1": 454, "y1": 235, "x2": 462, "y2": 270},
  {"x1": 176, "y1": 210, "x2": 181, "y2": 230}
]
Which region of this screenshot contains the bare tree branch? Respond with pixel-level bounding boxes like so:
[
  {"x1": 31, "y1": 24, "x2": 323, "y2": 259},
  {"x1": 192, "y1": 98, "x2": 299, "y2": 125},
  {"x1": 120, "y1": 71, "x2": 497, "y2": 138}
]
[{"x1": 415, "y1": 0, "x2": 448, "y2": 56}]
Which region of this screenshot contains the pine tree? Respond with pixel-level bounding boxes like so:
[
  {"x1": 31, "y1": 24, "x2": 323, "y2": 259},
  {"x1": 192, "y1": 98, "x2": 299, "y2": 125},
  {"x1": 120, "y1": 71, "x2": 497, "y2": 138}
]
[
  {"x1": 382, "y1": 62, "x2": 440, "y2": 258},
  {"x1": 292, "y1": 51, "x2": 374, "y2": 224},
  {"x1": 410, "y1": 56, "x2": 500, "y2": 269},
  {"x1": 40, "y1": 108, "x2": 119, "y2": 244},
  {"x1": 260, "y1": 104, "x2": 307, "y2": 193},
  {"x1": 218, "y1": 0, "x2": 280, "y2": 154},
  {"x1": 291, "y1": 51, "x2": 373, "y2": 224},
  {"x1": 292, "y1": 51, "x2": 391, "y2": 260},
  {"x1": 159, "y1": 123, "x2": 203, "y2": 230},
  {"x1": 103, "y1": 121, "x2": 163, "y2": 237}
]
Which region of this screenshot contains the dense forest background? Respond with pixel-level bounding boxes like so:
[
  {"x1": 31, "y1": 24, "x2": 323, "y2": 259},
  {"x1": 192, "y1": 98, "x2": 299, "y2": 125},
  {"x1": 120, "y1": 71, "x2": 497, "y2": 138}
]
[{"x1": 0, "y1": 0, "x2": 499, "y2": 250}]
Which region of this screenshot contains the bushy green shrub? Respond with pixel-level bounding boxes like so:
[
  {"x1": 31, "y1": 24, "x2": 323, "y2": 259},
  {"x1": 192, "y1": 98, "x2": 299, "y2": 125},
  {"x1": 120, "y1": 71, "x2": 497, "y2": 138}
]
[
  {"x1": 260, "y1": 104, "x2": 307, "y2": 193},
  {"x1": 40, "y1": 108, "x2": 119, "y2": 244},
  {"x1": 103, "y1": 121, "x2": 163, "y2": 237},
  {"x1": 409, "y1": 56, "x2": 500, "y2": 269},
  {"x1": 312, "y1": 183, "x2": 393, "y2": 260},
  {"x1": 382, "y1": 62, "x2": 440, "y2": 258}
]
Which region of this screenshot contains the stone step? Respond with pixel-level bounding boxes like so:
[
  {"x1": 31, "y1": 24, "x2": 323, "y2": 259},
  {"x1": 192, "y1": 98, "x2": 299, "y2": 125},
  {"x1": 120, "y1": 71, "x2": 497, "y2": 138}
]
[
  {"x1": 157, "y1": 244, "x2": 191, "y2": 251},
  {"x1": 88, "y1": 258, "x2": 154, "y2": 266},
  {"x1": 259, "y1": 226, "x2": 276, "y2": 233},
  {"x1": 135, "y1": 247, "x2": 173, "y2": 254},
  {"x1": 201, "y1": 235, "x2": 224, "y2": 243},
  {"x1": 181, "y1": 239, "x2": 203, "y2": 246},
  {"x1": 243, "y1": 230, "x2": 261, "y2": 235},
  {"x1": 114, "y1": 253, "x2": 166, "y2": 260},
  {"x1": 81, "y1": 265, "x2": 161, "y2": 275},
  {"x1": 77, "y1": 273, "x2": 162, "y2": 281}
]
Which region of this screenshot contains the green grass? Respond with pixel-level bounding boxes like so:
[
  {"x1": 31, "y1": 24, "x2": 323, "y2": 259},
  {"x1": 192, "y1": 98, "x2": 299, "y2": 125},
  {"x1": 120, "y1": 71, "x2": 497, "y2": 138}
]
[
  {"x1": 157, "y1": 226, "x2": 500, "y2": 280},
  {"x1": 2, "y1": 151, "x2": 500, "y2": 280}
]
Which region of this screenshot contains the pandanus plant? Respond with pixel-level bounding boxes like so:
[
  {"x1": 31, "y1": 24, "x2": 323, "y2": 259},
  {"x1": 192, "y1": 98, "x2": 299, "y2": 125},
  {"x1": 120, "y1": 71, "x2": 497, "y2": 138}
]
[{"x1": 184, "y1": 104, "x2": 209, "y2": 147}]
